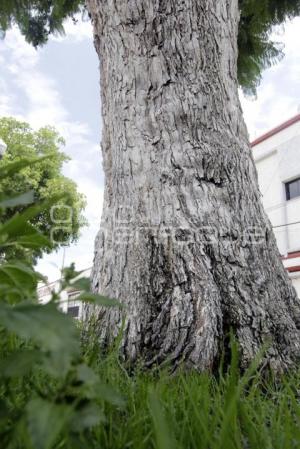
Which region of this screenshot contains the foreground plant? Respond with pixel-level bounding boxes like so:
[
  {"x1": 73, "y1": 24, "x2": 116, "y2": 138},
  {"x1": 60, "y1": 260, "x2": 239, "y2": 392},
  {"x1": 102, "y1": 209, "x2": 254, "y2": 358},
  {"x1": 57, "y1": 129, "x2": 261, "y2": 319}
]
[{"x1": 0, "y1": 158, "x2": 123, "y2": 449}]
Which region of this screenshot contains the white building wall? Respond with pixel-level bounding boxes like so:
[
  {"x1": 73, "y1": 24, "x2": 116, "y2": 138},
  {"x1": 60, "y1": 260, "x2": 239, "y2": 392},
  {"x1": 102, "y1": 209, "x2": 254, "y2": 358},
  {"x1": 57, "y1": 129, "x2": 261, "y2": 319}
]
[
  {"x1": 291, "y1": 276, "x2": 300, "y2": 295},
  {"x1": 37, "y1": 268, "x2": 91, "y2": 319},
  {"x1": 253, "y1": 118, "x2": 300, "y2": 298}
]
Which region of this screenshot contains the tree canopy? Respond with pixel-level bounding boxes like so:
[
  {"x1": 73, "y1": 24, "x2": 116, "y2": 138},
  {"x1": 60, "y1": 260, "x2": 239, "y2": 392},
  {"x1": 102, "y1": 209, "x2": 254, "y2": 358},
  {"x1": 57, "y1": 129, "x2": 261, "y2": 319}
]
[
  {"x1": 0, "y1": 0, "x2": 300, "y2": 93},
  {"x1": 0, "y1": 0, "x2": 84, "y2": 46},
  {"x1": 0, "y1": 117, "x2": 86, "y2": 261},
  {"x1": 238, "y1": 0, "x2": 300, "y2": 93}
]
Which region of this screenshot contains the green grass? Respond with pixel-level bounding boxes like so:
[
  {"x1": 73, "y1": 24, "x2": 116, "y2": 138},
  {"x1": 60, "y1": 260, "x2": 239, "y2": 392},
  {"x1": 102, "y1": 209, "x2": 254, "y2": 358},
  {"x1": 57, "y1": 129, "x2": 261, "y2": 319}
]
[
  {"x1": 75, "y1": 342, "x2": 300, "y2": 449},
  {"x1": 2, "y1": 331, "x2": 300, "y2": 449}
]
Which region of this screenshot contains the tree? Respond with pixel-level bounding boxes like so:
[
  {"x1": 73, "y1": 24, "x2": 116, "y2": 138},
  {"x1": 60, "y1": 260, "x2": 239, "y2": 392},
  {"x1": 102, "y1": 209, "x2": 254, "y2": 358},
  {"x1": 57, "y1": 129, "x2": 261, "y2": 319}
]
[
  {"x1": 0, "y1": 0, "x2": 85, "y2": 46},
  {"x1": 84, "y1": 0, "x2": 300, "y2": 372},
  {"x1": 1, "y1": 0, "x2": 300, "y2": 371},
  {"x1": 238, "y1": 0, "x2": 300, "y2": 93},
  {"x1": 0, "y1": 117, "x2": 86, "y2": 262}
]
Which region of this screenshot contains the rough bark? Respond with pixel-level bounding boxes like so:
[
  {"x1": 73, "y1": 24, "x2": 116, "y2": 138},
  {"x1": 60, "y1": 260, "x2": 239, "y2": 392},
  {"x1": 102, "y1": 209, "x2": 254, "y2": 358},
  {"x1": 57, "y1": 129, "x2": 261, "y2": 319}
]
[{"x1": 85, "y1": 0, "x2": 300, "y2": 371}]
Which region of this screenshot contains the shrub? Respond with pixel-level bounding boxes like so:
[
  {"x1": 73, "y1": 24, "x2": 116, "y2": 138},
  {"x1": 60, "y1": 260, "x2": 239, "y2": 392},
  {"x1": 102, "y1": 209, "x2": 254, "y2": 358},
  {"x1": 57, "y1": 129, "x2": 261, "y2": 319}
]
[{"x1": 0, "y1": 157, "x2": 123, "y2": 449}]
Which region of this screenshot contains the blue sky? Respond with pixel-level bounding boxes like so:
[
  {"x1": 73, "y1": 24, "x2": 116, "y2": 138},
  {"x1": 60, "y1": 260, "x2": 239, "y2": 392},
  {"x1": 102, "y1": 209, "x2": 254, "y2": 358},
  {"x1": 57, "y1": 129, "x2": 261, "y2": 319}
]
[{"x1": 0, "y1": 16, "x2": 299, "y2": 281}]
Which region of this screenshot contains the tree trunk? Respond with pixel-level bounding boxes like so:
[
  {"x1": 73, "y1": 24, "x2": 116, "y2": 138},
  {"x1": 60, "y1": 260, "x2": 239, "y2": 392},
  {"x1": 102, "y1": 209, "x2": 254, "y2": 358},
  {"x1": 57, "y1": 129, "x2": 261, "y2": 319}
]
[{"x1": 85, "y1": 0, "x2": 300, "y2": 371}]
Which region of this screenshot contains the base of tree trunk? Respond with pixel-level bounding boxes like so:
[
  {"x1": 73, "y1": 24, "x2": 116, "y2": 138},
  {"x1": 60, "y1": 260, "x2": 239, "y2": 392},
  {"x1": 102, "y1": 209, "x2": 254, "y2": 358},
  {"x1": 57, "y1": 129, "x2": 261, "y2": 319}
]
[{"x1": 85, "y1": 225, "x2": 300, "y2": 372}]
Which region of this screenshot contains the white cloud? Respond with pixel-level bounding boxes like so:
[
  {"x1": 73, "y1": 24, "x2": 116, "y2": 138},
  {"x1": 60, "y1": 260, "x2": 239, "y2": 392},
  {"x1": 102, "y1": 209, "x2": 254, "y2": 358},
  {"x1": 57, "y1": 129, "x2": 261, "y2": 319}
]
[
  {"x1": 0, "y1": 24, "x2": 102, "y2": 281},
  {"x1": 240, "y1": 17, "x2": 300, "y2": 140},
  {"x1": 60, "y1": 122, "x2": 92, "y2": 147},
  {"x1": 1, "y1": 29, "x2": 74, "y2": 132},
  {"x1": 240, "y1": 83, "x2": 297, "y2": 140},
  {"x1": 0, "y1": 26, "x2": 94, "y2": 139},
  {"x1": 0, "y1": 79, "x2": 16, "y2": 116},
  {"x1": 50, "y1": 14, "x2": 93, "y2": 43},
  {"x1": 1, "y1": 28, "x2": 39, "y2": 67}
]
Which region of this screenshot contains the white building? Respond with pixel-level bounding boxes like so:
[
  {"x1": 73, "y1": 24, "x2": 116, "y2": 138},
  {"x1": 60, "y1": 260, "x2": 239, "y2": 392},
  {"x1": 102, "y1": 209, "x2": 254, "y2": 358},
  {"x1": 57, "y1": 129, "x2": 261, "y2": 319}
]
[
  {"x1": 38, "y1": 267, "x2": 92, "y2": 319},
  {"x1": 0, "y1": 138, "x2": 7, "y2": 158},
  {"x1": 252, "y1": 113, "x2": 300, "y2": 297},
  {"x1": 38, "y1": 113, "x2": 300, "y2": 315}
]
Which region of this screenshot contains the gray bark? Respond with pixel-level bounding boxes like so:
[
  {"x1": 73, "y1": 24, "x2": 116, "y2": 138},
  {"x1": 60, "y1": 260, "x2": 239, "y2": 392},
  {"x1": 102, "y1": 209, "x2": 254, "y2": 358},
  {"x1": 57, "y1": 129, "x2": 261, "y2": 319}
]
[{"x1": 85, "y1": 0, "x2": 300, "y2": 371}]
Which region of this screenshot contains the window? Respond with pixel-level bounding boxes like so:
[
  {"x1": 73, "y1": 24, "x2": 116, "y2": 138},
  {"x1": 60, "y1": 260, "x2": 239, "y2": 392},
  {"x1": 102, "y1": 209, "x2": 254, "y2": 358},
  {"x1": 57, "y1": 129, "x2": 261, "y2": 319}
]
[
  {"x1": 285, "y1": 178, "x2": 300, "y2": 201},
  {"x1": 67, "y1": 306, "x2": 79, "y2": 318}
]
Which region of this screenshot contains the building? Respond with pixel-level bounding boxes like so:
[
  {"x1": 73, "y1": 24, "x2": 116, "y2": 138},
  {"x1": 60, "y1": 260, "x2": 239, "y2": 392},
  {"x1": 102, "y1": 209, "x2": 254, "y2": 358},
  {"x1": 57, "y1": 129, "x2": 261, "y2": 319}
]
[
  {"x1": 0, "y1": 138, "x2": 7, "y2": 158},
  {"x1": 37, "y1": 267, "x2": 92, "y2": 319},
  {"x1": 252, "y1": 113, "x2": 300, "y2": 296},
  {"x1": 38, "y1": 113, "x2": 300, "y2": 316}
]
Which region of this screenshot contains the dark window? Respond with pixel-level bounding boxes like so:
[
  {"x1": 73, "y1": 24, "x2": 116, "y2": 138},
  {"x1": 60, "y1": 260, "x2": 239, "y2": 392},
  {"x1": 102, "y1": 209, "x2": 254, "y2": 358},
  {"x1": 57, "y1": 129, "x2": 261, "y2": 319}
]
[
  {"x1": 67, "y1": 306, "x2": 79, "y2": 318},
  {"x1": 285, "y1": 178, "x2": 300, "y2": 201}
]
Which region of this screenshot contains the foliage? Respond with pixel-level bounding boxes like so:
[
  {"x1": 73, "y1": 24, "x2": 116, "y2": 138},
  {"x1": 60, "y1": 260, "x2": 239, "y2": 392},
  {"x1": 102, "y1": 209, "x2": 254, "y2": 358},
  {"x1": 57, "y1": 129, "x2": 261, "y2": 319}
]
[
  {"x1": 0, "y1": 0, "x2": 85, "y2": 47},
  {"x1": 238, "y1": 0, "x2": 300, "y2": 94},
  {"x1": 0, "y1": 0, "x2": 300, "y2": 93},
  {"x1": 0, "y1": 157, "x2": 124, "y2": 449},
  {"x1": 0, "y1": 117, "x2": 86, "y2": 262}
]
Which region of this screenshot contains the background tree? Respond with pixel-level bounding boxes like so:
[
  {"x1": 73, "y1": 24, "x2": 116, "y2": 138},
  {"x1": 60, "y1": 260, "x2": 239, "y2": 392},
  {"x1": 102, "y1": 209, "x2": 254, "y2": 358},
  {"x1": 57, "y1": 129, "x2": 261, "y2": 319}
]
[
  {"x1": 0, "y1": 117, "x2": 86, "y2": 262},
  {"x1": 1, "y1": 1, "x2": 300, "y2": 371}
]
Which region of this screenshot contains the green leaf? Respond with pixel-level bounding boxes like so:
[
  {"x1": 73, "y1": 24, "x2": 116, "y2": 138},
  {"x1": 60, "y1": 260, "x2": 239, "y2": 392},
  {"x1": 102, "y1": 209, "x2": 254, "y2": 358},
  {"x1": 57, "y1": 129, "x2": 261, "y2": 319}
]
[
  {"x1": 0, "y1": 284, "x2": 23, "y2": 303},
  {"x1": 0, "y1": 302, "x2": 80, "y2": 374},
  {"x1": 0, "y1": 350, "x2": 41, "y2": 378},
  {"x1": 0, "y1": 399, "x2": 9, "y2": 428},
  {"x1": 70, "y1": 403, "x2": 105, "y2": 432},
  {"x1": 70, "y1": 277, "x2": 90, "y2": 292},
  {"x1": 90, "y1": 383, "x2": 125, "y2": 407},
  {"x1": 0, "y1": 191, "x2": 34, "y2": 208},
  {"x1": 0, "y1": 399, "x2": 9, "y2": 419},
  {"x1": 0, "y1": 196, "x2": 64, "y2": 244},
  {"x1": 0, "y1": 156, "x2": 52, "y2": 181},
  {"x1": 13, "y1": 232, "x2": 52, "y2": 250},
  {"x1": 148, "y1": 388, "x2": 175, "y2": 449},
  {"x1": 76, "y1": 363, "x2": 99, "y2": 384},
  {"x1": 77, "y1": 293, "x2": 122, "y2": 308},
  {"x1": 76, "y1": 364, "x2": 125, "y2": 407},
  {"x1": 27, "y1": 397, "x2": 72, "y2": 449},
  {"x1": 0, "y1": 262, "x2": 39, "y2": 294},
  {"x1": 0, "y1": 196, "x2": 68, "y2": 251}
]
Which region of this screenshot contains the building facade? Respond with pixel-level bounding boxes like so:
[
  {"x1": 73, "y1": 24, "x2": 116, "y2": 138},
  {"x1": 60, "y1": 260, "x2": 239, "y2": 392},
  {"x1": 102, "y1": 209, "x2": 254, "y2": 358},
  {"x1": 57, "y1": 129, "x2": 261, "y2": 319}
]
[
  {"x1": 38, "y1": 267, "x2": 92, "y2": 319},
  {"x1": 252, "y1": 113, "x2": 300, "y2": 297}
]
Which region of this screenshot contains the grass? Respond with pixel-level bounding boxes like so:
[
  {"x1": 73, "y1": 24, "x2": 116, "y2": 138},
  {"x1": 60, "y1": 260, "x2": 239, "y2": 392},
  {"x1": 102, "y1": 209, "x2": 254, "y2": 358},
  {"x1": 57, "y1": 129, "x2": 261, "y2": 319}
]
[
  {"x1": 2, "y1": 330, "x2": 300, "y2": 449},
  {"x1": 77, "y1": 341, "x2": 300, "y2": 449}
]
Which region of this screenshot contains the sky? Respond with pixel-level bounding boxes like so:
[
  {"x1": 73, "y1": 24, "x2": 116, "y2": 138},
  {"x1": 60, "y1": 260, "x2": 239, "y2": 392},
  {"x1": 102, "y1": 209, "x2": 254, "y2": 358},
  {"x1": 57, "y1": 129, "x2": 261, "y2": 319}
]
[{"x1": 0, "y1": 16, "x2": 299, "y2": 282}]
